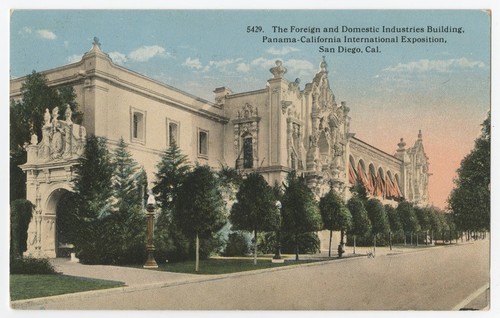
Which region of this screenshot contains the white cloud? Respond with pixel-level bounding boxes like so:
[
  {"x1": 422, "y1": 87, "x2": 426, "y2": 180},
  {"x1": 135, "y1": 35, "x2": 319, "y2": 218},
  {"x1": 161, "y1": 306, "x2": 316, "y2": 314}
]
[
  {"x1": 152, "y1": 72, "x2": 174, "y2": 84},
  {"x1": 182, "y1": 57, "x2": 203, "y2": 69},
  {"x1": 183, "y1": 57, "x2": 246, "y2": 73},
  {"x1": 109, "y1": 51, "x2": 128, "y2": 65},
  {"x1": 36, "y1": 29, "x2": 57, "y2": 40},
  {"x1": 129, "y1": 45, "x2": 167, "y2": 62},
  {"x1": 19, "y1": 26, "x2": 32, "y2": 34},
  {"x1": 384, "y1": 58, "x2": 486, "y2": 73},
  {"x1": 19, "y1": 27, "x2": 57, "y2": 40},
  {"x1": 251, "y1": 57, "x2": 279, "y2": 69},
  {"x1": 67, "y1": 54, "x2": 83, "y2": 64},
  {"x1": 266, "y1": 46, "x2": 300, "y2": 55},
  {"x1": 208, "y1": 58, "x2": 243, "y2": 70},
  {"x1": 286, "y1": 59, "x2": 315, "y2": 74},
  {"x1": 236, "y1": 63, "x2": 251, "y2": 73}
]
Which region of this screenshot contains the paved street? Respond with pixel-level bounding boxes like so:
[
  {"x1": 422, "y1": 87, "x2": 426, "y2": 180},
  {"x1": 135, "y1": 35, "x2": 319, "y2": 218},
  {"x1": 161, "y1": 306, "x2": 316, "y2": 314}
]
[{"x1": 12, "y1": 239, "x2": 489, "y2": 310}]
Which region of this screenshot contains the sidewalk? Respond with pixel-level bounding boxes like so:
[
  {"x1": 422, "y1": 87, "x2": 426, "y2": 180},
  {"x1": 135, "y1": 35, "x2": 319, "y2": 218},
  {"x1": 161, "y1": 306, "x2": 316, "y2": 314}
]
[
  {"x1": 11, "y1": 259, "x2": 214, "y2": 309},
  {"x1": 307, "y1": 242, "x2": 449, "y2": 260},
  {"x1": 11, "y1": 241, "x2": 467, "y2": 308},
  {"x1": 49, "y1": 242, "x2": 452, "y2": 286},
  {"x1": 49, "y1": 258, "x2": 205, "y2": 287}
]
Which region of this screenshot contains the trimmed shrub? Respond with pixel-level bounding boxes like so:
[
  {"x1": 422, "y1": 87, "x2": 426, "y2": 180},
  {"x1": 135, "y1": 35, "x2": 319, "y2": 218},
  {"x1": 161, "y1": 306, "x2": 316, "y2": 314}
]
[
  {"x1": 257, "y1": 231, "x2": 277, "y2": 254},
  {"x1": 10, "y1": 257, "x2": 56, "y2": 275},
  {"x1": 155, "y1": 222, "x2": 225, "y2": 263},
  {"x1": 10, "y1": 199, "x2": 34, "y2": 258},
  {"x1": 281, "y1": 232, "x2": 321, "y2": 254},
  {"x1": 223, "y1": 232, "x2": 250, "y2": 256},
  {"x1": 257, "y1": 231, "x2": 320, "y2": 255}
]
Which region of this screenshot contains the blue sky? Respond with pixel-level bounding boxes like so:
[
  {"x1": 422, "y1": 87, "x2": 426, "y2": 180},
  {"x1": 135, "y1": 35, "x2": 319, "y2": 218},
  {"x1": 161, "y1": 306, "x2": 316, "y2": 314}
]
[{"x1": 10, "y1": 10, "x2": 491, "y2": 208}]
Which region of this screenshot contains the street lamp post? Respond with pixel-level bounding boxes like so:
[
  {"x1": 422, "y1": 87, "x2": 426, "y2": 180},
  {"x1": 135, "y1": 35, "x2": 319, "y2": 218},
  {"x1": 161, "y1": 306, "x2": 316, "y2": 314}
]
[
  {"x1": 272, "y1": 200, "x2": 284, "y2": 263},
  {"x1": 143, "y1": 193, "x2": 158, "y2": 269}
]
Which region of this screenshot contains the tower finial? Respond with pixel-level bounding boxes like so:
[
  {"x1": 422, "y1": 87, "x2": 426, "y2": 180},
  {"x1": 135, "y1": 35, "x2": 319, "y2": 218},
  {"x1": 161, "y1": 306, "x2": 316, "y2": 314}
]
[
  {"x1": 418, "y1": 130, "x2": 422, "y2": 140},
  {"x1": 92, "y1": 36, "x2": 101, "y2": 48},
  {"x1": 320, "y1": 56, "x2": 328, "y2": 72},
  {"x1": 269, "y1": 60, "x2": 287, "y2": 79},
  {"x1": 398, "y1": 137, "x2": 406, "y2": 149}
]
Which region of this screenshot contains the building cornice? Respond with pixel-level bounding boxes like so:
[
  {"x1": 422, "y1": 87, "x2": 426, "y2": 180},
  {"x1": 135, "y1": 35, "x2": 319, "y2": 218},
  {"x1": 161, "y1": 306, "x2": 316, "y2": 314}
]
[
  {"x1": 88, "y1": 68, "x2": 229, "y2": 124},
  {"x1": 226, "y1": 88, "x2": 268, "y2": 99},
  {"x1": 10, "y1": 60, "x2": 230, "y2": 124},
  {"x1": 350, "y1": 137, "x2": 402, "y2": 166}
]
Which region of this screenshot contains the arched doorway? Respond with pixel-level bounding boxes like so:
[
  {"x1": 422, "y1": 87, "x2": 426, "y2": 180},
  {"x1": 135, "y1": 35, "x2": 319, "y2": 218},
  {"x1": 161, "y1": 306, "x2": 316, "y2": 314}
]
[
  {"x1": 19, "y1": 107, "x2": 86, "y2": 258},
  {"x1": 45, "y1": 187, "x2": 75, "y2": 257}
]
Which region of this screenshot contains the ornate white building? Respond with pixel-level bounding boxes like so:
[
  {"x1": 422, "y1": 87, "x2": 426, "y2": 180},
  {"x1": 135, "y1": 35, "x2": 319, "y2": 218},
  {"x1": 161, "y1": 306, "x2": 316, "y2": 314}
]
[{"x1": 10, "y1": 40, "x2": 430, "y2": 257}]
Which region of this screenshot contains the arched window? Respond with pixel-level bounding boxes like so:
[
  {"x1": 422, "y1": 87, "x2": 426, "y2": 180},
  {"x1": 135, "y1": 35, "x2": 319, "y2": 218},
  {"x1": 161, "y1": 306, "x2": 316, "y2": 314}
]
[
  {"x1": 243, "y1": 136, "x2": 253, "y2": 169},
  {"x1": 348, "y1": 156, "x2": 357, "y2": 185}
]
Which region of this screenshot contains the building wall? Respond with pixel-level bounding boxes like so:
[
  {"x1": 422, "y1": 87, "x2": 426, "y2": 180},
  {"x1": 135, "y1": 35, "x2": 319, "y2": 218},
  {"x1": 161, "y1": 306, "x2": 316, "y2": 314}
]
[
  {"x1": 11, "y1": 43, "x2": 429, "y2": 205},
  {"x1": 348, "y1": 137, "x2": 404, "y2": 205},
  {"x1": 12, "y1": 42, "x2": 229, "y2": 184},
  {"x1": 220, "y1": 68, "x2": 308, "y2": 186},
  {"x1": 11, "y1": 42, "x2": 431, "y2": 257}
]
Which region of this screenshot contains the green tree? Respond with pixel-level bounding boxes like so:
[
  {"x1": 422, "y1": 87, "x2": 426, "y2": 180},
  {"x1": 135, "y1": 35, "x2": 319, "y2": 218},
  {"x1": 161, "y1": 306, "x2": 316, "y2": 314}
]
[
  {"x1": 216, "y1": 164, "x2": 243, "y2": 248},
  {"x1": 385, "y1": 204, "x2": 402, "y2": 249},
  {"x1": 319, "y1": 189, "x2": 352, "y2": 257},
  {"x1": 281, "y1": 232, "x2": 320, "y2": 254},
  {"x1": 445, "y1": 213, "x2": 458, "y2": 243},
  {"x1": 112, "y1": 138, "x2": 142, "y2": 210},
  {"x1": 152, "y1": 142, "x2": 191, "y2": 213},
  {"x1": 428, "y1": 208, "x2": 443, "y2": 245},
  {"x1": 414, "y1": 206, "x2": 430, "y2": 245},
  {"x1": 109, "y1": 138, "x2": 147, "y2": 264},
  {"x1": 174, "y1": 165, "x2": 226, "y2": 271},
  {"x1": 10, "y1": 199, "x2": 34, "y2": 258},
  {"x1": 281, "y1": 171, "x2": 321, "y2": 261},
  {"x1": 449, "y1": 112, "x2": 490, "y2": 232},
  {"x1": 152, "y1": 142, "x2": 191, "y2": 263},
  {"x1": 216, "y1": 164, "x2": 243, "y2": 202},
  {"x1": 346, "y1": 195, "x2": 371, "y2": 254},
  {"x1": 10, "y1": 71, "x2": 81, "y2": 202},
  {"x1": 350, "y1": 183, "x2": 369, "y2": 204},
  {"x1": 437, "y1": 212, "x2": 450, "y2": 244},
  {"x1": 397, "y1": 201, "x2": 420, "y2": 245},
  {"x1": 365, "y1": 198, "x2": 389, "y2": 254},
  {"x1": 69, "y1": 135, "x2": 114, "y2": 264},
  {"x1": 222, "y1": 232, "x2": 250, "y2": 256},
  {"x1": 230, "y1": 172, "x2": 279, "y2": 264}
]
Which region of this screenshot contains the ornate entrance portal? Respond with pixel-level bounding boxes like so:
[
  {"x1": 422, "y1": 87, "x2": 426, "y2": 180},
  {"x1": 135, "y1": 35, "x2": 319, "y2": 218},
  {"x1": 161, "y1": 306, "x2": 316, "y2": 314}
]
[{"x1": 20, "y1": 106, "x2": 86, "y2": 258}]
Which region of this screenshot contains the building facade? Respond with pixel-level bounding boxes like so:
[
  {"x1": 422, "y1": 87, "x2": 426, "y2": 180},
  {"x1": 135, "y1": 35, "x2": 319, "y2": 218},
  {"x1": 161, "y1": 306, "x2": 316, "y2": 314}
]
[{"x1": 11, "y1": 40, "x2": 430, "y2": 257}]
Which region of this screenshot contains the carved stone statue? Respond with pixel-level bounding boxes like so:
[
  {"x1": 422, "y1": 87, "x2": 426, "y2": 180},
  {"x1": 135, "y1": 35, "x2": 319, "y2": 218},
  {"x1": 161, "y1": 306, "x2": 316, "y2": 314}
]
[
  {"x1": 25, "y1": 107, "x2": 87, "y2": 164},
  {"x1": 331, "y1": 142, "x2": 345, "y2": 177},
  {"x1": 50, "y1": 107, "x2": 65, "y2": 160},
  {"x1": 63, "y1": 105, "x2": 73, "y2": 158},
  {"x1": 65, "y1": 105, "x2": 73, "y2": 124},
  {"x1": 44, "y1": 108, "x2": 51, "y2": 125},
  {"x1": 30, "y1": 134, "x2": 38, "y2": 145},
  {"x1": 39, "y1": 109, "x2": 52, "y2": 161}
]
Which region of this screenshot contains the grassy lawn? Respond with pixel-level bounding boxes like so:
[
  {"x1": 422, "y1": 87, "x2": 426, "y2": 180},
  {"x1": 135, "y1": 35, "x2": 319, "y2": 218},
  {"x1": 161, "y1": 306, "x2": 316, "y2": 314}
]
[
  {"x1": 154, "y1": 257, "x2": 322, "y2": 275},
  {"x1": 10, "y1": 274, "x2": 125, "y2": 301}
]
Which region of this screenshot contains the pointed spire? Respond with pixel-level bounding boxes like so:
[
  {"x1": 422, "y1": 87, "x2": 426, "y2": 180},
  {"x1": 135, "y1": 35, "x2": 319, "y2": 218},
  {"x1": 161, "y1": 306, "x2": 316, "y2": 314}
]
[{"x1": 418, "y1": 129, "x2": 422, "y2": 140}]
